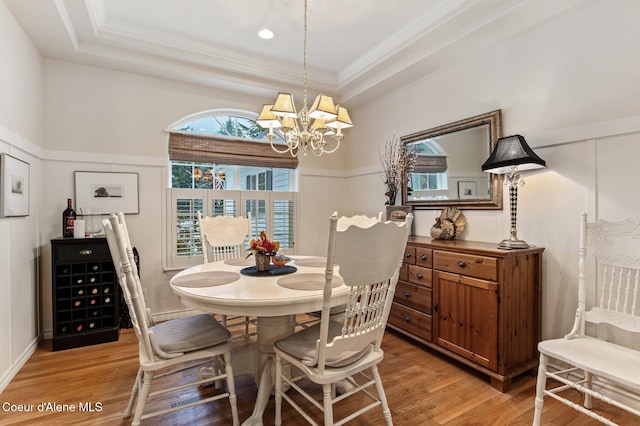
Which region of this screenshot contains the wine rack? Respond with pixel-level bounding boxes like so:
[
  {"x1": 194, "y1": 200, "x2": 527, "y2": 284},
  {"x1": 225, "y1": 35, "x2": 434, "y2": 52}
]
[{"x1": 51, "y1": 237, "x2": 120, "y2": 351}]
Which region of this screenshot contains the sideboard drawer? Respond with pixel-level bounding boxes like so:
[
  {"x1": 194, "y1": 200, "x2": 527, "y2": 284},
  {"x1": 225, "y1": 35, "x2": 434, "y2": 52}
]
[
  {"x1": 399, "y1": 263, "x2": 409, "y2": 282},
  {"x1": 433, "y1": 250, "x2": 497, "y2": 281},
  {"x1": 415, "y1": 248, "x2": 433, "y2": 268},
  {"x1": 394, "y1": 280, "x2": 432, "y2": 313},
  {"x1": 408, "y1": 265, "x2": 432, "y2": 287},
  {"x1": 388, "y1": 302, "x2": 432, "y2": 342},
  {"x1": 403, "y1": 246, "x2": 416, "y2": 265}
]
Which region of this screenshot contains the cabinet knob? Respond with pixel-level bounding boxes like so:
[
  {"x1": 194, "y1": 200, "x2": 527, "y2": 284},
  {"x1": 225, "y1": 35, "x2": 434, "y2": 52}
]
[
  {"x1": 79, "y1": 249, "x2": 93, "y2": 256},
  {"x1": 405, "y1": 252, "x2": 412, "y2": 258},
  {"x1": 434, "y1": 303, "x2": 438, "y2": 312},
  {"x1": 457, "y1": 260, "x2": 466, "y2": 268},
  {"x1": 403, "y1": 315, "x2": 411, "y2": 322},
  {"x1": 404, "y1": 291, "x2": 411, "y2": 298},
  {"x1": 416, "y1": 273, "x2": 423, "y2": 279},
  {"x1": 420, "y1": 254, "x2": 428, "y2": 260}
]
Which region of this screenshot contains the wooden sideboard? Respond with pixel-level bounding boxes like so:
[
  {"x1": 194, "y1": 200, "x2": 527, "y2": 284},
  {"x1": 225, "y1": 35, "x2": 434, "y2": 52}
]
[{"x1": 387, "y1": 236, "x2": 544, "y2": 391}]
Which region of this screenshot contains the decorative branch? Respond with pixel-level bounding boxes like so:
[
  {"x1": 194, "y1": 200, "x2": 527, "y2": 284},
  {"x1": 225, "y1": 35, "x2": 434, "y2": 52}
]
[{"x1": 379, "y1": 136, "x2": 417, "y2": 204}]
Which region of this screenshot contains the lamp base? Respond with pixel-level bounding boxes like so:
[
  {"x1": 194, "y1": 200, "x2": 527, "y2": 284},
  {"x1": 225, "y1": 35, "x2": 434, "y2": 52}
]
[{"x1": 497, "y1": 238, "x2": 530, "y2": 250}]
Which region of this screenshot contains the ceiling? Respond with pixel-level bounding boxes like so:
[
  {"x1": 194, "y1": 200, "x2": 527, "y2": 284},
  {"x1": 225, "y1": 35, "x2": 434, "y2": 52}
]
[{"x1": 5, "y1": 0, "x2": 581, "y2": 107}]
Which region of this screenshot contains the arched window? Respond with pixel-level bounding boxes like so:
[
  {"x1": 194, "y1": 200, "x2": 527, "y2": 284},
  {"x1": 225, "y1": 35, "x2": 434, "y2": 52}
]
[{"x1": 165, "y1": 110, "x2": 297, "y2": 269}]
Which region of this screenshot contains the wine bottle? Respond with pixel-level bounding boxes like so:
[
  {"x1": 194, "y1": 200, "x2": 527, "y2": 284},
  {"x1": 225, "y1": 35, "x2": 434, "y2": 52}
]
[{"x1": 62, "y1": 198, "x2": 76, "y2": 238}]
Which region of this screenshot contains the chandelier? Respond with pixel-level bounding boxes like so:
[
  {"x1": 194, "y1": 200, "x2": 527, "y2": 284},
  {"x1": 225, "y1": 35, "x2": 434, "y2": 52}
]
[{"x1": 256, "y1": 0, "x2": 353, "y2": 157}]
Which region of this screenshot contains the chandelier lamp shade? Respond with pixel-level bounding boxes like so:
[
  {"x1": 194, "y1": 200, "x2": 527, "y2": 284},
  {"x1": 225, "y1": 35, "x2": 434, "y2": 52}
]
[
  {"x1": 482, "y1": 134, "x2": 546, "y2": 249},
  {"x1": 256, "y1": 0, "x2": 353, "y2": 157}
]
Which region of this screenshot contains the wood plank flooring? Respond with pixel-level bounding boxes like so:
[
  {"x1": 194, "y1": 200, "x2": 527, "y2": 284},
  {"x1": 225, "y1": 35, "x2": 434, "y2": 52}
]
[{"x1": 1, "y1": 323, "x2": 637, "y2": 425}]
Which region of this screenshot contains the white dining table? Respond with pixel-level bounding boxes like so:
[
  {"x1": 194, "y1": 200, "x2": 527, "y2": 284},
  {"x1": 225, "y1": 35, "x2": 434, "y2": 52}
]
[{"x1": 170, "y1": 256, "x2": 349, "y2": 426}]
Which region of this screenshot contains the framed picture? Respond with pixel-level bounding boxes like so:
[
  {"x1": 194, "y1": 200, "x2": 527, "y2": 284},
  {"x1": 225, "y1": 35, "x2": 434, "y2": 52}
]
[
  {"x1": 457, "y1": 181, "x2": 477, "y2": 199},
  {"x1": 386, "y1": 205, "x2": 412, "y2": 222},
  {"x1": 74, "y1": 171, "x2": 139, "y2": 214},
  {"x1": 0, "y1": 153, "x2": 30, "y2": 217}
]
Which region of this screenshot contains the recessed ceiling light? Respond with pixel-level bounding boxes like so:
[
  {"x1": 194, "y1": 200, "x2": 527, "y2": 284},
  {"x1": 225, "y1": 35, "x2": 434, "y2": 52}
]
[{"x1": 258, "y1": 29, "x2": 274, "y2": 40}]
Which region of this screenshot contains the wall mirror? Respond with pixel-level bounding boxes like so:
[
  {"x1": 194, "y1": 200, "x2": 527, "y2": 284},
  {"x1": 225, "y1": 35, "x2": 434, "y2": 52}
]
[{"x1": 401, "y1": 110, "x2": 503, "y2": 210}]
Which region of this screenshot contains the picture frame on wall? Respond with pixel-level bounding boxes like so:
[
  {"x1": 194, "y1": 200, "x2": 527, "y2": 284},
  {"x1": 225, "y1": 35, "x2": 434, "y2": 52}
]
[
  {"x1": 74, "y1": 171, "x2": 139, "y2": 214},
  {"x1": 0, "y1": 153, "x2": 30, "y2": 217},
  {"x1": 386, "y1": 205, "x2": 412, "y2": 222},
  {"x1": 457, "y1": 181, "x2": 477, "y2": 199}
]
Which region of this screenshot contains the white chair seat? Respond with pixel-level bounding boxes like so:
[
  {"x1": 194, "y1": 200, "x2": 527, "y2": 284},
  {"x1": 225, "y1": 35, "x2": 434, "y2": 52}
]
[
  {"x1": 276, "y1": 320, "x2": 370, "y2": 367},
  {"x1": 152, "y1": 314, "x2": 231, "y2": 355},
  {"x1": 538, "y1": 336, "x2": 640, "y2": 390}
]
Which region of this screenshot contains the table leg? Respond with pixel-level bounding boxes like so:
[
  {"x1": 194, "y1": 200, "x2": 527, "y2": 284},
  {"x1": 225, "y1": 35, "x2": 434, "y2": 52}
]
[{"x1": 242, "y1": 315, "x2": 295, "y2": 426}]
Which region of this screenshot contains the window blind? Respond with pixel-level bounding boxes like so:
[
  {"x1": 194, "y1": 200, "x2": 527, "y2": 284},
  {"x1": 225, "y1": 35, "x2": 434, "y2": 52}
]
[
  {"x1": 169, "y1": 132, "x2": 298, "y2": 169},
  {"x1": 413, "y1": 155, "x2": 448, "y2": 173}
]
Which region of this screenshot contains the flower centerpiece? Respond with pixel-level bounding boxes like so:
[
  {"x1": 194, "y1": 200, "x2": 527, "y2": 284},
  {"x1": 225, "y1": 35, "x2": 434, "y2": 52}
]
[
  {"x1": 246, "y1": 231, "x2": 280, "y2": 271},
  {"x1": 379, "y1": 135, "x2": 417, "y2": 205}
]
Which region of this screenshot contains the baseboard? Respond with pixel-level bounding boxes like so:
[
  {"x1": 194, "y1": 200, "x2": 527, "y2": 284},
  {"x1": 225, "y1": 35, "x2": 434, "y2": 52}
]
[{"x1": 0, "y1": 335, "x2": 41, "y2": 393}]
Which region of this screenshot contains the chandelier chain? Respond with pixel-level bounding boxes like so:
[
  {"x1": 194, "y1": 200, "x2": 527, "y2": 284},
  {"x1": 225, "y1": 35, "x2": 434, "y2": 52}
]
[{"x1": 303, "y1": 0, "x2": 308, "y2": 111}]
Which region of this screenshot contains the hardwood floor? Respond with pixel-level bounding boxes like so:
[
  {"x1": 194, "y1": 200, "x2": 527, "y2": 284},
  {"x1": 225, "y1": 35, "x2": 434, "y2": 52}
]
[{"x1": 1, "y1": 324, "x2": 637, "y2": 425}]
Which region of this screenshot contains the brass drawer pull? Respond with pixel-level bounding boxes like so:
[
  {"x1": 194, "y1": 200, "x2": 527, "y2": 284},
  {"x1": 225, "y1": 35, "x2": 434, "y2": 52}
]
[
  {"x1": 405, "y1": 252, "x2": 412, "y2": 258},
  {"x1": 404, "y1": 291, "x2": 411, "y2": 298},
  {"x1": 415, "y1": 273, "x2": 423, "y2": 279},
  {"x1": 420, "y1": 254, "x2": 428, "y2": 260},
  {"x1": 79, "y1": 249, "x2": 93, "y2": 256},
  {"x1": 403, "y1": 315, "x2": 411, "y2": 322},
  {"x1": 457, "y1": 260, "x2": 466, "y2": 268}
]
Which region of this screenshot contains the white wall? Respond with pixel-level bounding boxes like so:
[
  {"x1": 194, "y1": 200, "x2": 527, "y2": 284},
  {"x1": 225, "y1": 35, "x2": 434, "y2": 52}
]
[
  {"x1": 0, "y1": 2, "x2": 44, "y2": 391},
  {"x1": 345, "y1": 0, "x2": 640, "y2": 339}
]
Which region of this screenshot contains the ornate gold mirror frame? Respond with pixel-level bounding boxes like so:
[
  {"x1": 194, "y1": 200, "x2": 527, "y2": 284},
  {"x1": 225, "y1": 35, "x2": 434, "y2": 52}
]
[{"x1": 401, "y1": 110, "x2": 503, "y2": 210}]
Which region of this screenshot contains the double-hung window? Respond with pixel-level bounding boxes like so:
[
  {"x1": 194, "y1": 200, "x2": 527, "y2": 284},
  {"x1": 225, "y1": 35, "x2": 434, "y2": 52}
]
[{"x1": 166, "y1": 112, "x2": 297, "y2": 269}]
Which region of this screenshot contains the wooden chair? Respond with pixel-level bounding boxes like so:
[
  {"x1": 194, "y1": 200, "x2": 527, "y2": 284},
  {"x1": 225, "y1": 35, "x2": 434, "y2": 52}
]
[
  {"x1": 197, "y1": 211, "x2": 256, "y2": 338},
  {"x1": 103, "y1": 213, "x2": 239, "y2": 426},
  {"x1": 274, "y1": 212, "x2": 413, "y2": 425},
  {"x1": 533, "y1": 213, "x2": 640, "y2": 425}
]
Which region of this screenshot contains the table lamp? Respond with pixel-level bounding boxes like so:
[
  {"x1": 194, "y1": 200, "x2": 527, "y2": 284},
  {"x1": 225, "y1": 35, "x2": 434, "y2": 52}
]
[{"x1": 482, "y1": 134, "x2": 546, "y2": 249}]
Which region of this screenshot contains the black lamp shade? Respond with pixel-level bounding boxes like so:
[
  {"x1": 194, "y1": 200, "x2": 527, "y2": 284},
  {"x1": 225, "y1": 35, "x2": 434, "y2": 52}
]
[{"x1": 482, "y1": 134, "x2": 546, "y2": 174}]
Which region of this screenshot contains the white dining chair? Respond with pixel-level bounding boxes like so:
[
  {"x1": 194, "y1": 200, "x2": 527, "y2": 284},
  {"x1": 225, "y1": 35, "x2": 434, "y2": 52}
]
[
  {"x1": 533, "y1": 213, "x2": 640, "y2": 425},
  {"x1": 197, "y1": 211, "x2": 256, "y2": 338},
  {"x1": 274, "y1": 211, "x2": 413, "y2": 425},
  {"x1": 297, "y1": 211, "x2": 385, "y2": 331},
  {"x1": 104, "y1": 212, "x2": 239, "y2": 426}
]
